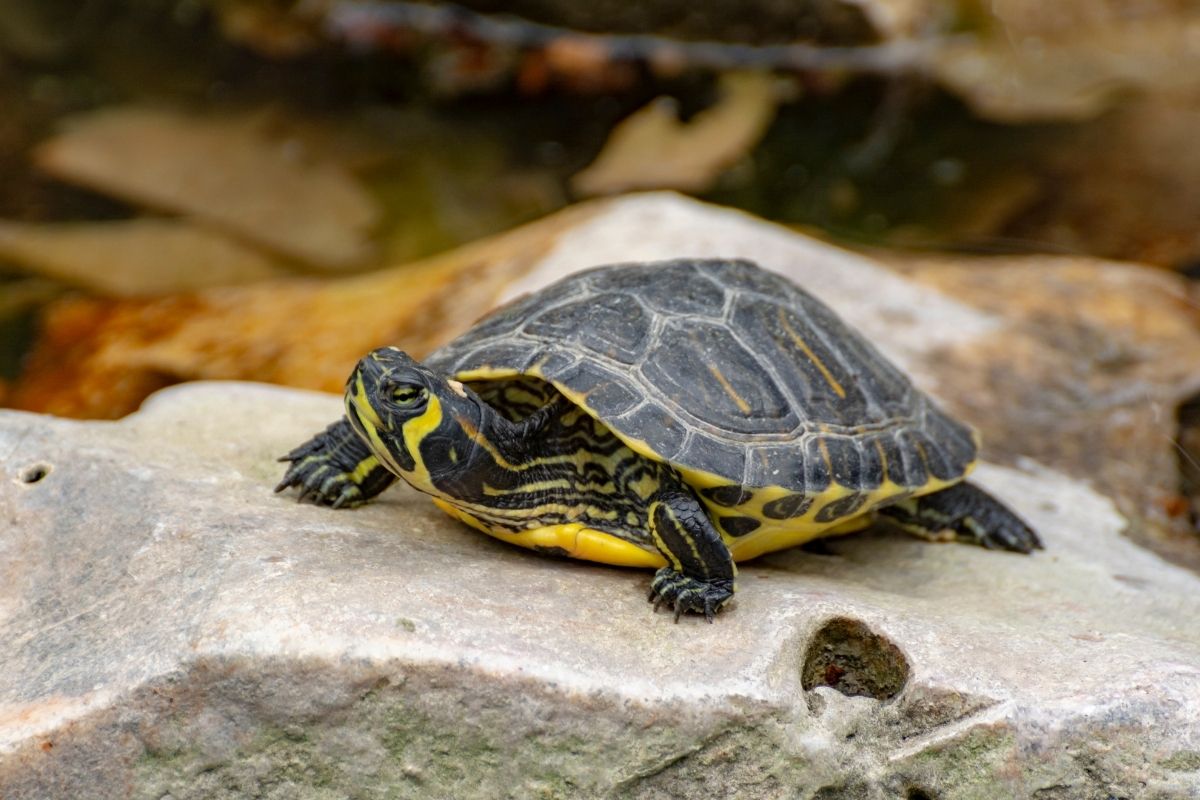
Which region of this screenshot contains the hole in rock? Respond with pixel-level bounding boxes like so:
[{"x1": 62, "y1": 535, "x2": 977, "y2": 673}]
[
  {"x1": 907, "y1": 789, "x2": 935, "y2": 800},
  {"x1": 1178, "y1": 392, "x2": 1200, "y2": 531},
  {"x1": 19, "y1": 463, "x2": 51, "y2": 484},
  {"x1": 801, "y1": 616, "x2": 910, "y2": 701}
]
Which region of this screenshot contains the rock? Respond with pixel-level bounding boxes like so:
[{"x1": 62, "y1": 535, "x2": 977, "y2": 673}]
[
  {"x1": 886, "y1": 252, "x2": 1200, "y2": 570},
  {"x1": 3, "y1": 380, "x2": 1200, "y2": 798}
]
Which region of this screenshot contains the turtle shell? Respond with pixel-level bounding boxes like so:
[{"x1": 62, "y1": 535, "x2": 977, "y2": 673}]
[{"x1": 426, "y1": 258, "x2": 977, "y2": 542}]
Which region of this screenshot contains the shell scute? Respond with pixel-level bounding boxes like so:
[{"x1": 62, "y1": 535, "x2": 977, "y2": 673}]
[
  {"x1": 641, "y1": 321, "x2": 795, "y2": 435},
  {"x1": 620, "y1": 402, "x2": 689, "y2": 461},
  {"x1": 525, "y1": 292, "x2": 650, "y2": 366},
  {"x1": 594, "y1": 263, "x2": 727, "y2": 316}
]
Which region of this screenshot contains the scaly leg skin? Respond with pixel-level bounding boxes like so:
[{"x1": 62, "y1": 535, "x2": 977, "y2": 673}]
[
  {"x1": 275, "y1": 417, "x2": 396, "y2": 508},
  {"x1": 876, "y1": 481, "x2": 1043, "y2": 553},
  {"x1": 647, "y1": 491, "x2": 737, "y2": 622}
]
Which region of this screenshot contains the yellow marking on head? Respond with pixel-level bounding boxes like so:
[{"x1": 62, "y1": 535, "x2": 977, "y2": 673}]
[
  {"x1": 447, "y1": 379, "x2": 468, "y2": 398},
  {"x1": 777, "y1": 308, "x2": 846, "y2": 399},
  {"x1": 432, "y1": 499, "x2": 666, "y2": 568},
  {"x1": 398, "y1": 393, "x2": 444, "y2": 492},
  {"x1": 346, "y1": 376, "x2": 405, "y2": 476},
  {"x1": 706, "y1": 364, "x2": 753, "y2": 415},
  {"x1": 350, "y1": 373, "x2": 385, "y2": 430}
]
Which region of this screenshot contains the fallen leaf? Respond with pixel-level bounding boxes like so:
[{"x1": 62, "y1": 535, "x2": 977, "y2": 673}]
[
  {"x1": 571, "y1": 71, "x2": 778, "y2": 196},
  {"x1": 0, "y1": 218, "x2": 287, "y2": 296},
  {"x1": 35, "y1": 106, "x2": 380, "y2": 269}
]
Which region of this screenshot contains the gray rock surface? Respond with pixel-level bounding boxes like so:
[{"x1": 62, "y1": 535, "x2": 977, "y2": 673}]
[{"x1": 2, "y1": 386, "x2": 1200, "y2": 798}]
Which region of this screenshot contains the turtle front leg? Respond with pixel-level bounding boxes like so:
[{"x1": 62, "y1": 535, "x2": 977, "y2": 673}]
[
  {"x1": 276, "y1": 417, "x2": 396, "y2": 508},
  {"x1": 647, "y1": 491, "x2": 737, "y2": 622}
]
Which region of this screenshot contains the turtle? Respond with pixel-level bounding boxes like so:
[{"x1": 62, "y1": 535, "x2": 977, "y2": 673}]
[{"x1": 277, "y1": 257, "x2": 1040, "y2": 620}]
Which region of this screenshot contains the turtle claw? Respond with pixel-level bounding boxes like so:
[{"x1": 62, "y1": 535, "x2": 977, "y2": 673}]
[
  {"x1": 276, "y1": 418, "x2": 395, "y2": 509},
  {"x1": 648, "y1": 568, "x2": 733, "y2": 622},
  {"x1": 280, "y1": 463, "x2": 366, "y2": 509}
]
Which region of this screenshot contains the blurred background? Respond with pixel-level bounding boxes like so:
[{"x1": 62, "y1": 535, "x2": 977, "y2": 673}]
[{"x1": 1, "y1": 1, "x2": 1200, "y2": 556}]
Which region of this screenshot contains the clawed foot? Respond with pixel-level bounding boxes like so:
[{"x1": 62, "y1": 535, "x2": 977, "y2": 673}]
[
  {"x1": 965, "y1": 514, "x2": 1043, "y2": 553},
  {"x1": 275, "y1": 419, "x2": 393, "y2": 509},
  {"x1": 648, "y1": 568, "x2": 734, "y2": 622},
  {"x1": 878, "y1": 482, "x2": 1043, "y2": 555},
  {"x1": 275, "y1": 452, "x2": 369, "y2": 509}
]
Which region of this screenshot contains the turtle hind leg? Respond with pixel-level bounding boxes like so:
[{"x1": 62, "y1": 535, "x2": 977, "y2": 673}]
[
  {"x1": 276, "y1": 417, "x2": 396, "y2": 508},
  {"x1": 877, "y1": 482, "x2": 1043, "y2": 553},
  {"x1": 648, "y1": 491, "x2": 737, "y2": 622}
]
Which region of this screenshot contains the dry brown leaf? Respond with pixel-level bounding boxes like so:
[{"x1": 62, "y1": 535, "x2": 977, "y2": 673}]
[
  {"x1": 571, "y1": 72, "x2": 778, "y2": 196},
  {"x1": 35, "y1": 107, "x2": 380, "y2": 269},
  {"x1": 0, "y1": 218, "x2": 287, "y2": 296}
]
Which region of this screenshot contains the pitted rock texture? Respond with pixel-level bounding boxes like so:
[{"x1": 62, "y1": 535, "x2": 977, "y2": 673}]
[{"x1": 2, "y1": 382, "x2": 1200, "y2": 799}]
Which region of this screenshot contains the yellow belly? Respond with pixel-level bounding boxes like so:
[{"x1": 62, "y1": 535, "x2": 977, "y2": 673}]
[
  {"x1": 432, "y1": 498, "x2": 666, "y2": 568},
  {"x1": 432, "y1": 498, "x2": 869, "y2": 568},
  {"x1": 724, "y1": 516, "x2": 871, "y2": 561}
]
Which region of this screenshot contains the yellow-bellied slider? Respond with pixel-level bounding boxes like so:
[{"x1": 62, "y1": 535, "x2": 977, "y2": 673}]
[{"x1": 278, "y1": 258, "x2": 1040, "y2": 620}]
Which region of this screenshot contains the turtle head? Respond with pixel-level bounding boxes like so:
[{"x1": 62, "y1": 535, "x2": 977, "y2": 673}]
[{"x1": 344, "y1": 347, "x2": 483, "y2": 494}]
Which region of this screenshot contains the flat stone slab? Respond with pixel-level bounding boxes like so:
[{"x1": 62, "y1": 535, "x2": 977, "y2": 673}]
[{"x1": 3, "y1": 381, "x2": 1200, "y2": 799}]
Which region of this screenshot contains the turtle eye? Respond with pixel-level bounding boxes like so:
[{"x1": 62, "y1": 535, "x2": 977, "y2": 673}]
[{"x1": 390, "y1": 384, "x2": 428, "y2": 408}]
